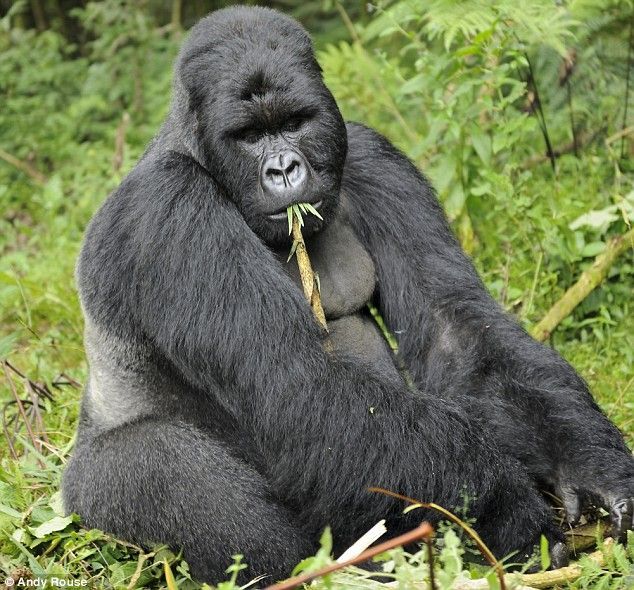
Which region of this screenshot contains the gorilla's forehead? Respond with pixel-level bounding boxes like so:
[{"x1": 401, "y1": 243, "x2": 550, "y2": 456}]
[
  {"x1": 177, "y1": 8, "x2": 321, "y2": 114},
  {"x1": 180, "y1": 6, "x2": 315, "y2": 75}
]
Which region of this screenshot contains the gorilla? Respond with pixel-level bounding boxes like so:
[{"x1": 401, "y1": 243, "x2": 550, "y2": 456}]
[{"x1": 62, "y1": 5, "x2": 634, "y2": 584}]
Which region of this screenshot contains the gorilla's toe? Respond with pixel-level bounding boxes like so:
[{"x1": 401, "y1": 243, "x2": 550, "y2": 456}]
[
  {"x1": 611, "y1": 498, "x2": 633, "y2": 542},
  {"x1": 549, "y1": 541, "x2": 569, "y2": 569}
]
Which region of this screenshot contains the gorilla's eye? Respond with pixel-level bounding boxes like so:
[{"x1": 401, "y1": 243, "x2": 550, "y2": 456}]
[
  {"x1": 233, "y1": 128, "x2": 265, "y2": 144},
  {"x1": 282, "y1": 117, "x2": 304, "y2": 134}
]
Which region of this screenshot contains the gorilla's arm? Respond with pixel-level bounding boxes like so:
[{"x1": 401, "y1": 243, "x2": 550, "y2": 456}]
[
  {"x1": 343, "y1": 123, "x2": 634, "y2": 534},
  {"x1": 79, "y1": 148, "x2": 555, "y2": 552}
]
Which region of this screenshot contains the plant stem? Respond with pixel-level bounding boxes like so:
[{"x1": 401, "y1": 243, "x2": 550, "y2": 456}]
[
  {"x1": 291, "y1": 215, "x2": 328, "y2": 332},
  {"x1": 622, "y1": 18, "x2": 633, "y2": 159}
]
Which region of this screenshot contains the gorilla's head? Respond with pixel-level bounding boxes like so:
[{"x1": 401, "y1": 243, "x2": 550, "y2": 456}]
[{"x1": 174, "y1": 6, "x2": 348, "y2": 244}]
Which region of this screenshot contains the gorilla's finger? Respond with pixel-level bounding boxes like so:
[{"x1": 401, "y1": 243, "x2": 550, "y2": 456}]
[
  {"x1": 559, "y1": 487, "x2": 581, "y2": 525},
  {"x1": 549, "y1": 541, "x2": 569, "y2": 569},
  {"x1": 610, "y1": 498, "x2": 633, "y2": 543}
]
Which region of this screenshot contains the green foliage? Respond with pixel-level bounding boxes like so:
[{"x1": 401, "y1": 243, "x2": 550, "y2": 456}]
[{"x1": 0, "y1": 1, "x2": 633, "y2": 588}]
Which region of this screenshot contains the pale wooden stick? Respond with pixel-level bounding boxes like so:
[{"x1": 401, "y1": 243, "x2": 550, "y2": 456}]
[
  {"x1": 291, "y1": 214, "x2": 328, "y2": 331},
  {"x1": 337, "y1": 520, "x2": 387, "y2": 563}
]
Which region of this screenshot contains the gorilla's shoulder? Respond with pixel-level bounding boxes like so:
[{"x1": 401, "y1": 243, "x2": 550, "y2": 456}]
[
  {"x1": 82, "y1": 149, "x2": 216, "y2": 258},
  {"x1": 345, "y1": 121, "x2": 390, "y2": 148},
  {"x1": 103, "y1": 149, "x2": 210, "y2": 210},
  {"x1": 344, "y1": 121, "x2": 428, "y2": 181}
]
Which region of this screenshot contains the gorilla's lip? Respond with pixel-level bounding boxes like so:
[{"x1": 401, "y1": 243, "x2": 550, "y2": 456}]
[{"x1": 267, "y1": 200, "x2": 323, "y2": 221}]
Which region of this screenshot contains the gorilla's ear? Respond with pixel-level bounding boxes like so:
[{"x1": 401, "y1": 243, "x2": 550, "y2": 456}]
[{"x1": 176, "y1": 51, "x2": 213, "y2": 113}]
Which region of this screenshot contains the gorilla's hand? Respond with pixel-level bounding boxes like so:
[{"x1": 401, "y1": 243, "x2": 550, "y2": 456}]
[{"x1": 556, "y1": 450, "x2": 634, "y2": 541}]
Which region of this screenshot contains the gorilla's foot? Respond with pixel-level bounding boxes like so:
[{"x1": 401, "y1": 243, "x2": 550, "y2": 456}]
[{"x1": 611, "y1": 497, "x2": 633, "y2": 542}]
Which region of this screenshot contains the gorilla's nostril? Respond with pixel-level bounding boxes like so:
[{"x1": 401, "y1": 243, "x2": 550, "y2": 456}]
[
  {"x1": 285, "y1": 161, "x2": 299, "y2": 175},
  {"x1": 265, "y1": 168, "x2": 287, "y2": 187}
]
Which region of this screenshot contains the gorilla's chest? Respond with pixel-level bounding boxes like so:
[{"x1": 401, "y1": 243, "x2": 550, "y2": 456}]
[
  {"x1": 275, "y1": 216, "x2": 376, "y2": 319},
  {"x1": 274, "y1": 216, "x2": 399, "y2": 376}
]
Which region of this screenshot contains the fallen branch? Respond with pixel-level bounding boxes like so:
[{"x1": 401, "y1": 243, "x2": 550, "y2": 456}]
[
  {"x1": 605, "y1": 124, "x2": 634, "y2": 145},
  {"x1": 531, "y1": 227, "x2": 634, "y2": 341},
  {"x1": 263, "y1": 522, "x2": 433, "y2": 590},
  {"x1": 565, "y1": 518, "x2": 609, "y2": 553},
  {"x1": 519, "y1": 539, "x2": 610, "y2": 589},
  {"x1": 4, "y1": 360, "x2": 55, "y2": 400},
  {"x1": 1, "y1": 360, "x2": 63, "y2": 461},
  {"x1": 0, "y1": 148, "x2": 48, "y2": 185},
  {"x1": 126, "y1": 551, "x2": 155, "y2": 590},
  {"x1": 382, "y1": 538, "x2": 613, "y2": 590}
]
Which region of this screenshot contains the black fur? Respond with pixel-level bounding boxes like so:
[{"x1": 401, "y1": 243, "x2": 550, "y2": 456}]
[{"x1": 62, "y1": 6, "x2": 634, "y2": 584}]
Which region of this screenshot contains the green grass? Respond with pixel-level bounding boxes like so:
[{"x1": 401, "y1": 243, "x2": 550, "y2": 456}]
[{"x1": 1, "y1": 1, "x2": 633, "y2": 588}]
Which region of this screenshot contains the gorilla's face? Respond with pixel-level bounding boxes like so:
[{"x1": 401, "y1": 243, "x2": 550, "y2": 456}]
[{"x1": 177, "y1": 8, "x2": 348, "y2": 244}]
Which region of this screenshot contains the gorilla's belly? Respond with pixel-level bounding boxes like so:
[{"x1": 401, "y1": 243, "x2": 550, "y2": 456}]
[{"x1": 276, "y1": 214, "x2": 399, "y2": 376}]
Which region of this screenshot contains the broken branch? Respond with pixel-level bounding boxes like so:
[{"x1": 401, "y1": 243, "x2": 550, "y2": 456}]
[
  {"x1": 519, "y1": 539, "x2": 610, "y2": 589},
  {"x1": 532, "y1": 227, "x2": 634, "y2": 341}
]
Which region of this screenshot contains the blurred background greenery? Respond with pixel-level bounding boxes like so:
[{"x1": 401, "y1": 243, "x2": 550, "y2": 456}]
[{"x1": 0, "y1": 1, "x2": 633, "y2": 588}]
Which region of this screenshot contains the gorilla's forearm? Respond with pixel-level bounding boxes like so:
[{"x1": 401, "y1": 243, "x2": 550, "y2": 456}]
[{"x1": 343, "y1": 123, "x2": 633, "y2": 504}]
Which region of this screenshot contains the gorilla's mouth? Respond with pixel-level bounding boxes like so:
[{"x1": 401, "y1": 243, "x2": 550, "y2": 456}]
[{"x1": 267, "y1": 200, "x2": 323, "y2": 221}]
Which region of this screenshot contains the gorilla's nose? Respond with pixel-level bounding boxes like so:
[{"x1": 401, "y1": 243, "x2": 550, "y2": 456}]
[{"x1": 261, "y1": 150, "x2": 309, "y2": 202}]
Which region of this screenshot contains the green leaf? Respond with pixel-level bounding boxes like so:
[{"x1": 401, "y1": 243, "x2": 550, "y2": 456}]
[
  {"x1": 471, "y1": 130, "x2": 491, "y2": 165},
  {"x1": 293, "y1": 204, "x2": 304, "y2": 226},
  {"x1": 287, "y1": 240, "x2": 299, "y2": 262},
  {"x1": 540, "y1": 534, "x2": 551, "y2": 570},
  {"x1": 0, "y1": 503, "x2": 23, "y2": 519},
  {"x1": 48, "y1": 491, "x2": 65, "y2": 517},
  {"x1": 287, "y1": 205, "x2": 293, "y2": 235},
  {"x1": 444, "y1": 184, "x2": 466, "y2": 221},
  {"x1": 0, "y1": 332, "x2": 19, "y2": 358},
  {"x1": 29, "y1": 515, "x2": 73, "y2": 538},
  {"x1": 304, "y1": 202, "x2": 323, "y2": 220},
  {"x1": 470, "y1": 182, "x2": 491, "y2": 197},
  {"x1": 581, "y1": 241, "x2": 606, "y2": 258},
  {"x1": 163, "y1": 559, "x2": 178, "y2": 590},
  {"x1": 570, "y1": 208, "x2": 618, "y2": 232},
  {"x1": 437, "y1": 528, "x2": 464, "y2": 588}
]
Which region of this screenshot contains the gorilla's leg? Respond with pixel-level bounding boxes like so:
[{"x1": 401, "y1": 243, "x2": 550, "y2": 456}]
[{"x1": 62, "y1": 418, "x2": 314, "y2": 584}]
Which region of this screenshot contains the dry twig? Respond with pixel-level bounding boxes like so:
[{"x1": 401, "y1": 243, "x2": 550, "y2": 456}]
[
  {"x1": 2, "y1": 362, "x2": 45, "y2": 465},
  {"x1": 0, "y1": 148, "x2": 48, "y2": 185},
  {"x1": 369, "y1": 487, "x2": 507, "y2": 590}
]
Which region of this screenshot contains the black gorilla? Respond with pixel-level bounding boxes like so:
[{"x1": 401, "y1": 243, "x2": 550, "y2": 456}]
[{"x1": 63, "y1": 6, "x2": 634, "y2": 584}]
